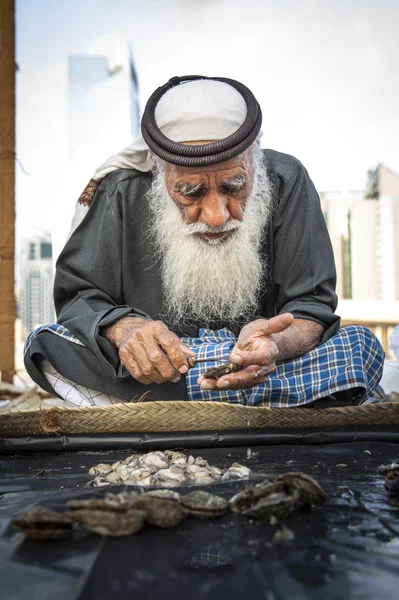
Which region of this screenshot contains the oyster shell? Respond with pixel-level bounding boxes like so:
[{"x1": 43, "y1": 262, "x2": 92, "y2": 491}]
[
  {"x1": 129, "y1": 496, "x2": 185, "y2": 529},
  {"x1": 221, "y1": 463, "x2": 252, "y2": 482},
  {"x1": 164, "y1": 450, "x2": 188, "y2": 464},
  {"x1": 88, "y1": 463, "x2": 113, "y2": 476},
  {"x1": 153, "y1": 466, "x2": 187, "y2": 485},
  {"x1": 379, "y1": 463, "x2": 399, "y2": 499},
  {"x1": 277, "y1": 472, "x2": 328, "y2": 505},
  {"x1": 67, "y1": 497, "x2": 132, "y2": 512},
  {"x1": 66, "y1": 497, "x2": 146, "y2": 537},
  {"x1": 134, "y1": 476, "x2": 156, "y2": 487},
  {"x1": 88, "y1": 450, "x2": 249, "y2": 488},
  {"x1": 243, "y1": 490, "x2": 300, "y2": 521},
  {"x1": 147, "y1": 489, "x2": 181, "y2": 502},
  {"x1": 229, "y1": 473, "x2": 326, "y2": 518},
  {"x1": 104, "y1": 491, "x2": 140, "y2": 508},
  {"x1": 13, "y1": 506, "x2": 73, "y2": 540},
  {"x1": 193, "y1": 473, "x2": 218, "y2": 485},
  {"x1": 103, "y1": 470, "x2": 124, "y2": 484},
  {"x1": 140, "y1": 451, "x2": 169, "y2": 470},
  {"x1": 70, "y1": 508, "x2": 146, "y2": 537},
  {"x1": 203, "y1": 362, "x2": 243, "y2": 379},
  {"x1": 378, "y1": 462, "x2": 399, "y2": 475},
  {"x1": 229, "y1": 480, "x2": 283, "y2": 513},
  {"x1": 92, "y1": 477, "x2": 111, "y2": 487},
  {"x1": 180, "y1": 490, "x2": 229, "y2": 519}
]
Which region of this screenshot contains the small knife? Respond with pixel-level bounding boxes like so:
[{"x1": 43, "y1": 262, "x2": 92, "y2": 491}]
[{"x1": 187, "y1": 356, "x2": 231, "y2": 367}]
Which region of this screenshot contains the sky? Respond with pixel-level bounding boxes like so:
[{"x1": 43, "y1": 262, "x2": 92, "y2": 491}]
[{"x1": 16, "y1": 0, "x2": 399, "y2": 255}]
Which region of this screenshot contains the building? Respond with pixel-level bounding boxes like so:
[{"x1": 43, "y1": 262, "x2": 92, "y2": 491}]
[
  {"x1": 67, "y1": 48, "x2": 139, "y2": 204},
  {"x1": 19, "y1": 233, "x2": 55, "y2": 336},
  {"x1": 320, "y1": 164, "x2": 399, "y2": 302}
]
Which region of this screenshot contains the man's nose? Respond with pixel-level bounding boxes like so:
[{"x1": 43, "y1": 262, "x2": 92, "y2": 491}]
[{"x1": 200, "y1": 192, "x2": 230, "y2": 229}]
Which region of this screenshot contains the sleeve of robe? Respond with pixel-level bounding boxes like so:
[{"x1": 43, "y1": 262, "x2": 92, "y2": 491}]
[
  {"x1": 270, "y1": 157, "x2": 340, "y2": 343},
  {"x1": 53, "y1": 173, "x2": 150, "y2": 374}
]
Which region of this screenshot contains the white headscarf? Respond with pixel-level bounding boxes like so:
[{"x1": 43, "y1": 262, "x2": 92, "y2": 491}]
[{"x1": 69, "y1": 79, "x2": 257, "y2": 237}]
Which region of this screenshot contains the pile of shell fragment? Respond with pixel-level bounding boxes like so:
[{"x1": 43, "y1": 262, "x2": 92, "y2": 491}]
[
  {"x1": 13, "y1": 471, "x2": 328, "y2": 540},
  {"x1": 88, "y1": 450, "x2": 252, "y2": 487}
]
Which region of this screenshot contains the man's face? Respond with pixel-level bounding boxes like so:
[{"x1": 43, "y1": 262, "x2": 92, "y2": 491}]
[
  {"x1": 147, "y1": 141, "x2": 272, "y2": 324},
  {"x1": 164, "y1": 146, "x2": 254, "y2": 243}
]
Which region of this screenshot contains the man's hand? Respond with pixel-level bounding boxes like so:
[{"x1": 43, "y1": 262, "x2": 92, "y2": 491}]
[
  {"x1": 198, "y1": 313, "x2": 294, "y2": 391},
  {"x1": 103, "y1": 316, "x2": 196, "y2": 385}
]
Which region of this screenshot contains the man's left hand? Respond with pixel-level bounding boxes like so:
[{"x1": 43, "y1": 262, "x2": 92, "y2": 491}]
[{"x1": 198, "y1": 313, "x2": 294, "y2": 391}]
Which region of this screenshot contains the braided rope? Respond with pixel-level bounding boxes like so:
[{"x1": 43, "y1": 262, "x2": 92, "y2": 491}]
[{"x1": 0, "y1": 402, "x2": 398, "y2": 436}]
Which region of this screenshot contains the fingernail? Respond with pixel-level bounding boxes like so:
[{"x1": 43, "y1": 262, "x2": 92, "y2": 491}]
[
  {"x1": 230, "y1": 354, "x2": 242, "y2": 364},
  {"x1": 201, "y1": 382, "x2": 213, "y2": 390},
  {"x1": 179, "y1": 365, "x2": 188, "y2": 374},
  {"x1": 172, "y1": 376, "x2": 181, "y2": 383},
  {"x1": 219, "y1": 380, "x2": 230, "y2": 388}
]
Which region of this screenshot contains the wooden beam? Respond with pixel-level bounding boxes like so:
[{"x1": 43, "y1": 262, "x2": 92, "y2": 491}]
[{"x1": 0, "y1": 0, "x2": 16, "y2": 382}]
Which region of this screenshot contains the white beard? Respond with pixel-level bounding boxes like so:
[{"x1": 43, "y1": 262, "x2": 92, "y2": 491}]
[{"x1": 146, "y1": 145, "x2": 273, "y2": 326}]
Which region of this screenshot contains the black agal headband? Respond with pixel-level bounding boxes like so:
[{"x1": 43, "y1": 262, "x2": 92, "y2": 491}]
[{"x1": 141, "y1": 75, "x2": 262, "y2": 167}]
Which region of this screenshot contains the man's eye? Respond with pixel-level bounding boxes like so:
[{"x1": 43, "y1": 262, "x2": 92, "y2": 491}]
[
  {"x1": 220, "y1": 184, "x2": 244, "y2": 196},
  {"x1": 184, "y1": 188, "x2": 206, "y2": 199}
]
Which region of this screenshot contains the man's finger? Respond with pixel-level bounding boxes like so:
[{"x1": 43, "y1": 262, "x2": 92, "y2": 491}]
[
  {"x1": 142, "y1": 338, "x2": 181, "y2": 381},
  {"x1": 229, "y1": 345, "x2": 278, "y2": 368},
  {"x1": 256, "y1": 313, "x2": 294, "y2": 336},
  {"x1": 231, "y1": 313, "x2": 294, "y2": 361},
  {"x1": 119, "y1": 351, "x2": 153, "y2": 384},
  {"x1": 130, "y1": 338, "x2": 180, "y2": 383},
  {"x1": 155, "y1": 330, "x2": 192, "y2": 374},
  {"x1": 198, "y1": 364, "x2": 274, "y2": 391},
  {"x1": 215, "y1": 365, "x2": 272, "y2": 389}
]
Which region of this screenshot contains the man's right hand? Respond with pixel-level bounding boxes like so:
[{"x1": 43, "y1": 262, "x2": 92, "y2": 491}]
[{"x1": 103, "y1": 316, "x2": 195, "y2": 384}]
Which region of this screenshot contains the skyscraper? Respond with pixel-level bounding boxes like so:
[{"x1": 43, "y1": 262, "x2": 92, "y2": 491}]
[
  {"x1": 320, "y1": 164, "x2": 399, "y2": 301},
  {"x1": 67, "y1": 48, "x2": 139, "y2": 203},
  {"x1": 19, "y1": 233, "x2": 55, "y2": 336}
]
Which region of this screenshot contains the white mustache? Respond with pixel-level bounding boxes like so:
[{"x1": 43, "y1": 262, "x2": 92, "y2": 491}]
[{"x1": 183, "y1": 219, "x2": 242, "y2": 235}]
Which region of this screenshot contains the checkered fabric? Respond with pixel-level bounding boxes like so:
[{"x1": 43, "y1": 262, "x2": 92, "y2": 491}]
[
  {"x1": 24, "y1": 324, "x2": 84, "y2": 354},
  {"x1": 41, "y1": 359, "x2": 123, "y2": 407},
  {"x1": 181, "y1": 326, "x2": 384, "y2": 406},
  {"x1": 25, "y1": 324, "x2": 384, "y2": 407}
]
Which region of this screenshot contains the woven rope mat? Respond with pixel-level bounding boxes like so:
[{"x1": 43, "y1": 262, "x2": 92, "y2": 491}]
[{"x1": 0, "y1": 401, "x2": 398, "y2": 436}]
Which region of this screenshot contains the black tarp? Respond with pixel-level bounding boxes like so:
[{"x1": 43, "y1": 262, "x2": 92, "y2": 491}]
[{"x1": 1, "y1": 438, "x2": 399, "y2": 599}]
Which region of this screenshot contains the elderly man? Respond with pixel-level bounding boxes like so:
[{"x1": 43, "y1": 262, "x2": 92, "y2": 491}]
[{"x1": 24, "y1": 75, "x2": 383, "y2": 407}]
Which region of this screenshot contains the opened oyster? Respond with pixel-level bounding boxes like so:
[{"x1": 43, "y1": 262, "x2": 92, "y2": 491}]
[
  {"x1": 244, "y1": 490, "x2": 300, "y2": 521},
  {"x1": 229, "y1": 472, "x2": 327, "y2": 521},
  {"x1": 13, "y1": 506, "x2": 73, "y2": 540},
  {"x1": 277, "y1": 472, "x2": 328, "y2": 505},
  {"x1": 229, "y1": 480, "x2": 283, "y2": 513},
  {"x1": 180, "y1": 490, "x2": 229, "y2": 519},
  {"x1": 203, "y1": 362, "x2": 243, "y2": 379}
]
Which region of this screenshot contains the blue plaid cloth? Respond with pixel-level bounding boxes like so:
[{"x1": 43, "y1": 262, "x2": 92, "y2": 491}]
[
  {"x1": 25, "y1": 323, "x2": 384, "y2": 407},
  {"x1": 181, "y1": 326, "x2": 384, "y2": 406},
  {"x1": 24, "y1": 324, "x2": 84, "y2": 354}
]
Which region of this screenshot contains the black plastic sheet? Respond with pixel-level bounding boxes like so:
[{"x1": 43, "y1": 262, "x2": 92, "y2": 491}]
[{"x1": 1, "y1": 441, "x2": 399, "y2": 599}]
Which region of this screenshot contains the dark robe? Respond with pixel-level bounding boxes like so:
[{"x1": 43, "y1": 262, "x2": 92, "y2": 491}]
[{"x1": 24, "y1": 149, "x2": 340, "y2": 400}]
